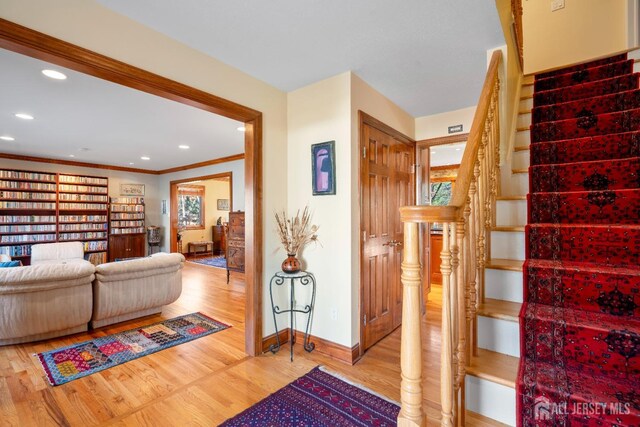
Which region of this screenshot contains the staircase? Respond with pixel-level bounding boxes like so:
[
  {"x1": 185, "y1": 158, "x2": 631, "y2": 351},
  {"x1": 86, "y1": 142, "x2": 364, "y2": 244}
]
[{"x1": 516, "y1": 53, "x2": 640, "y2": 425}]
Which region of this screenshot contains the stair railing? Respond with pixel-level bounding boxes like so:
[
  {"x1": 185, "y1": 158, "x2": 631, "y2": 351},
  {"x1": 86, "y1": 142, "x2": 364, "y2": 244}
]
[{"x1": 396, "y1": 50, "x2": 502, "y2": 427}]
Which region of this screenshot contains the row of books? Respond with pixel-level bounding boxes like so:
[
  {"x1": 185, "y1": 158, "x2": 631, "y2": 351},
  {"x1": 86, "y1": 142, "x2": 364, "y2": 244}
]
[
  {"x1": 110, "y1": 227, "x2": 145, "y2": 234},
  {"x1": 59, "y1": 215, "x2": 108, "y2": 223},
  {"x1": 59, "y1": 175, "x2": 108, "y2": 186},
  {"x1": 0, "y1": 181, "x2": 57, "y2": 191},
  {"x1": 110, "y1": 220, "x2": 144, "y2": 228},
  {"x1": 111, "y1": 197, "x2": 144, "y2": 204},
  {"x1": 59, "y1": 232, "x2": 108, "y2": 240},
  {"x1": 59, "y1": 184, "x2": 108, "y2": 194},
  {"x1": 0, "y1": 171, "x2": 56, "y2": 182},
  {"x1": 0, "y1": 215, "x2": 56, "y2": 224},
  {"x1": 0, "y1": 234, "x2": 56, "y2": 243},
  {"x1": 0, "y1": 191, "x2": 57, "y2": 200},
  {"x1": 0, "y1": 245, "x2": 31, "y2": 257},
  {"x1": 59, "y1": 203, "x2": 108, "y2": 211},
  {"x1": 110, "y1": 213, "x2": 144, "y2": 220},
  {"x1": 85, "y1": 252, "x2": 107, "y2": 265},
  {"x1": 0, "y1": 224, "x2": 57, "y2": 233},
  {"x1": 110, "y1": 205, "x2": 145, "y2": 212},
  {"x1": 59, "y1": 223, "x2": 108, "y2": 231},
  {"x1": 58, "y1": 194, "x2": 109, "y2": 202},
  {"x1": 84, "y1": 241, "x2": 108, "y2": 251},
  {"x1": 0, "y1": 201, "x2": 56, "y2": 210}
]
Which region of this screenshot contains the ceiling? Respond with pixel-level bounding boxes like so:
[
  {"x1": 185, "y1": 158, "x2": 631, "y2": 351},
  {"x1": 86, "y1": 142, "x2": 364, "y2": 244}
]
[
  {"x1": 0, "y1": 48, "x2": 244, "y2": 171},
  {"x1": 430, "y1": 142, "x2": 465, "y2": 167},
  {"x1": 96, "y1": 0, "x2": 504, "y2": 117}
]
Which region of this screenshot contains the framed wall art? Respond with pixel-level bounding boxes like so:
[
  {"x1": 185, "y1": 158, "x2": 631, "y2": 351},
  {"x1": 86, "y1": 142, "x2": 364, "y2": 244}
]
[
  {"x1": 311, "y1": 140, "x2": 336, "y2": 196},
  {"x1": 120, "y1": 183, "x2": 145, "y2": 196}
]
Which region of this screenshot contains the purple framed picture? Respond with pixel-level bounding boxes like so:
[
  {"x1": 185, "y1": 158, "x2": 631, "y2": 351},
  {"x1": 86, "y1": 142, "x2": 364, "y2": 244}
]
[{"x1": 311, "y1": 141, "x2": 336, "y2": 196}]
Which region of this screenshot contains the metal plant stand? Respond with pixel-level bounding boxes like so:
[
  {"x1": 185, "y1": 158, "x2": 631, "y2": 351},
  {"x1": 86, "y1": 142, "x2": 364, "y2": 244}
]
[{"x1": 268, "y1": 270, "x2": 316, "y2": 361}]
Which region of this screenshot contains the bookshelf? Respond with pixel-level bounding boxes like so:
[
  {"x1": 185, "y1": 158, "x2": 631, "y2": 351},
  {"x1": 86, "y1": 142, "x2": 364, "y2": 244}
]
[
  {"x1": 0, "y1": 170, "x2": 58, "y2": 261},
  {"x1": 108, "y1": 197, "x2": 145, "y2": 261},
  {"x1": 0, "y1": 169, "x2": 110, "y2": 265}
]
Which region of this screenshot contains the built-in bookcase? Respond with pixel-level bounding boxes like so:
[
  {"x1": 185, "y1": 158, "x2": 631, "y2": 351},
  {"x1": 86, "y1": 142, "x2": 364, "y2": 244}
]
[
  {"x1": 109, "y1": 197, "x2": 145, "y2": 235},
  {"x1": 0, "y1": 169, "x2": 109, "y2": 265}
]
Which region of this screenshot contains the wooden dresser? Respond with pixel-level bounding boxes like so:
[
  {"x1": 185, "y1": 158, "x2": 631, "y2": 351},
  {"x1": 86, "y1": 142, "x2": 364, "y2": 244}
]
[
  {"x1": 211, "y1": 225, "x2": 226, "y2": 255},
  {"x1": 226, "y1": 211, "x2": 245, "y2": 283}
]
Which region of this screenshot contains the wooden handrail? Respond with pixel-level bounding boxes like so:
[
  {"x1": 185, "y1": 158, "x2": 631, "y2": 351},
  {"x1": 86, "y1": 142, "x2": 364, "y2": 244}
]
[{"x1": 397, "y1": 50, "x2": 503, "y2": 427}]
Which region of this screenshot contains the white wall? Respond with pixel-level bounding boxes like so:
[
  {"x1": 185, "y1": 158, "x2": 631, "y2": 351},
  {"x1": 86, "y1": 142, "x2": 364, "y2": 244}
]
[
  {"x1": 523, "y1": 0, "x2": 633, "y2": 74},
  {"x1": 287, "y1": 72, "x2": 352, "y2": 346},
  {"x1": 415, "y1": 106, "x2": 476, "y2": 140},
  {"x1": 0, "y1": 158, "x2": 161, "y2": 235},
  {"x1": 157, "y1": 160, "x2": 244, "y2": 252},
  {"x1": 0, "y1": 0, "x2": 287, "y2": 339}
]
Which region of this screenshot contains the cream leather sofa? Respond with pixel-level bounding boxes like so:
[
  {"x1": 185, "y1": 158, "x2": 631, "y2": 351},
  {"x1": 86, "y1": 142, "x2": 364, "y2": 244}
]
[
  {"x1": 91, "y1": 253, "x2": 185, "y2": 328},
  {"x1": 31, "y1": 241, "x2": 85, "y2": 265},
  {"x1": 0, "y1": 262, "x2": 95, "y2": 345}
]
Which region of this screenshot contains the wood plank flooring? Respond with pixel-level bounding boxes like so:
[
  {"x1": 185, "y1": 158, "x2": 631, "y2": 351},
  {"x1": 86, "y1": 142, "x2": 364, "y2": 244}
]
[{"x1": 0, "y1": 263, "x2": 507, "y2": 426}]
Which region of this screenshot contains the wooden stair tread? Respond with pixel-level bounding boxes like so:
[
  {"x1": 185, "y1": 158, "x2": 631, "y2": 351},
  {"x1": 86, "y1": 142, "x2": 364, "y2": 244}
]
[
  {"x1": 467, "y1": 349, "x2": 519, "y2": 389},
  {"x1": 496, "y1": 195, "x2": 526, "y2": 201},
  {"x1": 520, "y1": 94, "x2": 533, "y2": 100},
  {"x1": 487, "y1": 258, "x2": 524, "y2": 271},
  {"x1": 512, "y1": 168, "x2": 528, "y2": 174},
  {"x1": 516, "y1": 126, "x2": 529, "y2": 132},
  {"x1": 478, "y1": 298, "x2": 521, "y2": 321},
  {"x1": 518, "y1": 110, "x2": 531, "y2": 115},
  {"x1": 492, "y1": 226, "x2": 525, "y2": 232},
  {"x1": 514, "y1": 145, "x2": 529, "y2": 152}
]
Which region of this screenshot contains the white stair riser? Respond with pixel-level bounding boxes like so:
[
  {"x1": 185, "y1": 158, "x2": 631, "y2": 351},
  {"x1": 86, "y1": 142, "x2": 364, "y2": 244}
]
[
  {"x1": 485, "y1": 269, "x2": 524, "y2": 303},
  {"x1": 496, "y1": 199, "x2": 527, "y2": 227},
  {"x1": 629, "y1": 49, "x2": 640, "y2": 61},
  {"x1": 512, "y1": 150, "x2": 530, "y2": 170},
  {"x1": 521, "y1": 84, "x2": 533, "y2": 98},
  {"x1": 466, "y1": 376, "x2": 516, "y2": 426},
  {"x1": 517, "y1": 113, "x2": 531, "y2": 128},
  {"x1": 491, "y1": 231, "x2": 525, "y2": 261},
  {"x1": 519, "y1": 98, "x2": 533, "y2": 112},
  {"x1": 515, "y1": 130, "x2": 530, "y2": 148},
  {"x1": 500, "y1": 172, "x2": 528, "y2": 197},
  {"x1": 635, "y1": 62, "x2": 640, "y2": 73},
  {"x1": 477, "y1": 315, "x2": 520, "y2": 357}
]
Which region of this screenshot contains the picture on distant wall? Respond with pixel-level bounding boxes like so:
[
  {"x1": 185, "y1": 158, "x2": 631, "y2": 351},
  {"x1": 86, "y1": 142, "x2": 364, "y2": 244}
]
[
  {"x1": 120, "y1": 183, "x2": 145, "y2": 196},
  {"x1": 217, "y1": 199, "x2": 230, "y2": 211},
  {"x1": 311, "y1": 140, "x2": 336, "y2": 196}
]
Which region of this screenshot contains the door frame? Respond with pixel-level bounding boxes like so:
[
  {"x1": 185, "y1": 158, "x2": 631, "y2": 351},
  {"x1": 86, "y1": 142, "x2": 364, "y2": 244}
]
[
  {"x1": 0, "y1": 19, "x2": 264, "y2": 356},
  {"x1": 358, "y1": 111, "x2": 415, "y2": 357},
  {"x1": 170, "y1": 172, "x2": 233, "y2": 254}
]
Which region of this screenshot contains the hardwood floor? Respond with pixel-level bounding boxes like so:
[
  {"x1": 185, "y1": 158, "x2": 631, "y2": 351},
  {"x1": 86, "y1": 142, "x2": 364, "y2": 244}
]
[{"x1": 0, "y1": 263, "x2": 507, "y2": 426}]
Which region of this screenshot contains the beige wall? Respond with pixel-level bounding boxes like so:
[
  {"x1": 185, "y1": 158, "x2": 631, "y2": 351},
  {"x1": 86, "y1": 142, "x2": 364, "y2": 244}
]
[
  {"x1": 179, "y1": 179, "x2": 231, "y2": 251},
  {"x1": 0, "y1": 0, "x2": 287, "y2": 338},
  {"x1": 415, "y1": 106, "x2": 476, "y2": 140},
  {"x1": 523, "y1": 0, "x2": 633, "y2": 74}
]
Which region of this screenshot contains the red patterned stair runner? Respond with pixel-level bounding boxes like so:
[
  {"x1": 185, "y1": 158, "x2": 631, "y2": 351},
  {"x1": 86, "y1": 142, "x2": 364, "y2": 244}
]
[{"x1": 517, "y1": 53, "x2": 640, "y2": 426}]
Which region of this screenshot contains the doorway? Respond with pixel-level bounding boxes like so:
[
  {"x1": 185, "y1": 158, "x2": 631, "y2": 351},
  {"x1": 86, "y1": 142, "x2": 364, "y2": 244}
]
[
  {"x1": 0, "y1": 19, "x2": 263, "y2": 356},
  {"x1": 359, "y1": 112, "x2": 415, "y2": 352}
]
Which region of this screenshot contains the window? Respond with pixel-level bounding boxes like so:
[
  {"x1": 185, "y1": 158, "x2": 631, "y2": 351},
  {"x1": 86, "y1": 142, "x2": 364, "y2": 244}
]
[
  {"x1": 177, "y1": 185, "x2": 205, "y2": 229},
  {"x1": 429, "y1": 181, "x2": 452, "y2": 206}
]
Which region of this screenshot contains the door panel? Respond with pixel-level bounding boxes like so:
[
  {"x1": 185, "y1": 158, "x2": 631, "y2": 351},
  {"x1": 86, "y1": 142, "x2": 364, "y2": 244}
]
[{"x1": 362, "y1": 123, "x2": 415, "y2": 350}]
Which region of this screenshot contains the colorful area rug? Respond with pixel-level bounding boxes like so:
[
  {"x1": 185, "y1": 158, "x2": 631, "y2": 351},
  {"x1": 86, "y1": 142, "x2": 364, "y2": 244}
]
[
  {"x1": 220, "y1": 366, "x2": 400, "y2": 426},
  {"x1": 518, "y1": 54, "x2": 640, "y2": 425},
  {"x1": 36, "y1": 313, "x2": 230, "y2": 386},
  {"x1": 189, "y1": 256, "x2": 227, "y2": 269}
]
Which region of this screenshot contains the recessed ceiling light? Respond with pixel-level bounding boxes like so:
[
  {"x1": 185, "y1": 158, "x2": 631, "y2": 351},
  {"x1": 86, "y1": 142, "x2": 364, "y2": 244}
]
[
  {"x1": 0, "y1": 136, "x2": 15, "y2": 141},
  {"x1": 431, "y1": 151, "x2": 437, "y2": 155},
  {"x1": 140, "y1": 156, "x2": 150, "y2": 161},
  {"x1": 129, "y1": 162, "x2": 135, "y2": 165},
  {"x1": 178, "y1": 145, "x2": 190, "y2": 149},
  {"x1": 42, "y1": 69, "x2": 67, "y2": 80},
  {"x1": 237, "y1": 126, "x2": 246, "y2": 132},
  {"x1": 69, "y1": 154, "x2": 75, "y2": 158},
  {"x1": 455, "y1": 148, "x2": 461, "y2": 151},
  {"x1": 15, "y1": 113, "x2": 34, "y2": 120}
]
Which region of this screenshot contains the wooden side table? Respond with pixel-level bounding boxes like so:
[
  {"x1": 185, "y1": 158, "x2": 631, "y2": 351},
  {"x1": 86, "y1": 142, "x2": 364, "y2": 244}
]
[{"x1": 187, "y1": 241, "x2": 214, "y2": 257}]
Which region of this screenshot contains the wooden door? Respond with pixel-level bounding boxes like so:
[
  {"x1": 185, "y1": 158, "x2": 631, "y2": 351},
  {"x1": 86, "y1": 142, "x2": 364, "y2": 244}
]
[{"x1": 361, "y1": 123, "x2": 415, "y2": 350}]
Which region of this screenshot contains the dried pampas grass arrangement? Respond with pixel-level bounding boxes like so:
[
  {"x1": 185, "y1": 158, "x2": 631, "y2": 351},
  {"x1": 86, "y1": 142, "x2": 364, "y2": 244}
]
[{"x1": 274, "y1": 206, "x2": 319, "y2": 256}]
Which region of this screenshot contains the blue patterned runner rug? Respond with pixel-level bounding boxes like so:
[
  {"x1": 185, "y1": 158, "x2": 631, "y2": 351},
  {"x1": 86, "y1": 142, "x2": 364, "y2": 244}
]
[
  {"x1": 220, "y1": 366, "x2": 400, "y2": 426},
  {"x1": 36, "y1": 312, "x2": 230, "y2": 386}
]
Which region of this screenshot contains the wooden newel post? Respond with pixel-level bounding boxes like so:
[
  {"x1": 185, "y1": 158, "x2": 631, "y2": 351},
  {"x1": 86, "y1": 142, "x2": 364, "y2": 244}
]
[{"x1": 397, "y1": 220, "x2": 427, "y2": 427}]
